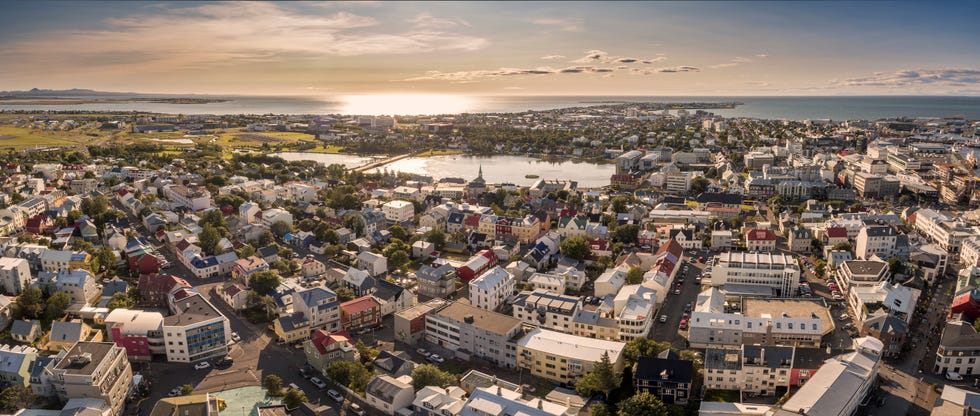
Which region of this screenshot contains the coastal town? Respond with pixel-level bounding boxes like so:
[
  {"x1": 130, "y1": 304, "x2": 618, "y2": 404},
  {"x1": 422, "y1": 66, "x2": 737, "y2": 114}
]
[{"x1": 0, "y1": 104, "x2": 978, "y2": 416}]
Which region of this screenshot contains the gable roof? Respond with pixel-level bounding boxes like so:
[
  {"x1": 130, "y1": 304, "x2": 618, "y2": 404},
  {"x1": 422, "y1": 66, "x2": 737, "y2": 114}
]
[
  {"x1": 746, "y1": 229, "x2": 777, "y2": 241},
  {"x1": 634, "y1": 355, "x2": 694, "y2": 384},
  {"x1": 826, "y1": 227, "x2": 848, "y2": 238}
]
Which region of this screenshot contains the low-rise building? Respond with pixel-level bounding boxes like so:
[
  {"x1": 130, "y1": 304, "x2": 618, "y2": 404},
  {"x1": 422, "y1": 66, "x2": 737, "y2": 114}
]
[
  {"x1": 688, "y1": 288, "x2": 830, "y2": 349},
  {"x1": 365, "y1": 374, "x2": 415, "y2": 415},
  {"x1": 709, "y1": 252, "x2": 800, "y2": 297},
  {"x1": 340, "y1": 296, "x2": 382, "y2": 331},
  {"x1": 303, "y1": 330, "x2": 357, "y2": 376},
  {"x1": 33, "y1": 342, "x2": 134, "y2": 416},
  {"x1": 772, "y1": 337, "x2": 883, "y2": 416},
  {"x1": 633, "y1": 351, "x2": 694, "y2": 405},
  {"x1": 424, "y1": 300, "x2": 523, "y2": 368},
  {"x1": 459, "y1": 385, "x2": 569, "y2": 416},
  {"x1": 162, "y1": 294, "x2": 230, "y2": 363},
  {"x1": 468, "y1": 266, "x2": 515, "y2": 311},
  {"x1": 393, "y1": 299, "x2": 446, "y2": 346},
  {"x1": 416, "y1": 264, "x2": 458, "y2": 299},
  {"x1": 745, "y1": 229, "x2": 777, "y2": 252},
  {"x1": 516, "y1": 327, "x2": 626, "y2": 385},
  {"x1": 0, "y1": 345, "x2": 37, "y2": 387}
]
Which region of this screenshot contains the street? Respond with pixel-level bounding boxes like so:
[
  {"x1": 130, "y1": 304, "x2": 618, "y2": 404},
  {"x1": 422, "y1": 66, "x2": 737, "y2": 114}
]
[{"x1": 649, "y1": 249, "x2": 710, "y2": 349}]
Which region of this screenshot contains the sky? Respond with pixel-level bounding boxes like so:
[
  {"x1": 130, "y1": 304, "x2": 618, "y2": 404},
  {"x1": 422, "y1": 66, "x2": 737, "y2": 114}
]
[{"x1": 1, "y1": 1, "x2": 979, "y2": 96}]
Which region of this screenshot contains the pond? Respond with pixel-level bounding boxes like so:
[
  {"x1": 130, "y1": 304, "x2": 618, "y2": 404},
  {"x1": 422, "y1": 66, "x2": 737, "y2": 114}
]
[
  {"x1": 368, "y1": 155, "x2": 614, "y2": 187},
  {"x1": 271, "y1": 152, "x2": 376, "y2": 167}
]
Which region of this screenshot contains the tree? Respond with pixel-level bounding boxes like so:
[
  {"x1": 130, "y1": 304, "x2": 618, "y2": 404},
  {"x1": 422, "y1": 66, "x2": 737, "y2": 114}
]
[
  {"x1": 326, "y1": 360, "x2": 372, "y2": 392},
  {"x1": 616, "y1": 392, "x2": 668, "y2": 416},
  {"x1": 257, "y1": 230, "x2": 275, "y2": 247},
  {"x1": 0, "y1": 385, "x2": 34, "y2": 412},
  {"x1": 590, "y1": 403, "x2": 611, "y2": 416},
  {"x1": 94, "y1": 247, "x2": 118, "y2": 278},
  {"x1": 198, "y1": 210, "x2": 228, "y2": 230},
  {"x1": 263, "y1": 374, "x2": 283, "y2": 396},
  {"x1": 626, "y1": 266, "x2": 645, "y2": 285},
  {"x1": 613, "y1": 224, "x2": 640, "y2": 245},
  {"x1": 831, "y1": 242, "x2": 852, "y2": 252},
  {"x1": 199, "y1": 224, "x2": 223, "y2": 256},
  {"x1": 622, "y1": 338, "x2": 671, "y2": 365},
  {"x1": 561, "y1": 235, "x2": 591, "y2": 261},
  {"x1": 575, "y1": 351, "x2": 621, "y2": 399},
  {"x1": 424, "y1": 228, "x2": 447, "y2": 250},
  {"x1": 44, "y1": 292, "x2": 71, "y2": 322},
  {"x1": 388, "y1": 250, "x2": 409, "y2": 272},
  {"x1": 887, "y1": 257, "x2": 906, "y2": 276},
  {"x1": 271, "y1": 221, "x2": 294, "y2": 238},
  {"x1": 282, "y1": 388, "x2": 307, "y2": 409},
  {"x1": 388, "y1": 225, "x2": 408, "y2": 241},
  {"x1": 335, "y1": 287, "x2": 355, "y2": 303},
  {"x1": 13, "y1": 286, "x2": 43, "y2": 320},
  {"x1": 248, "y1": 270, "x2": 281, "y2": 295},
  {"x1": 690, "y1": 177, "x2": 710, "y2": 195},
  {"x1": 106, "y1": 292, "x2": 134, "y2": 310},
  {"x1": 180, "y1": 384, "x2": 194, "y2": 396},
  {"x1": 411, "y1": 364, "x2": 456, "y2": 391},
  {"x1": 813, "y1": 259, "x2": 827, "y2": 279},
  {"x1": 355, "y1": 339, "x2": 380, "y2": 363}
]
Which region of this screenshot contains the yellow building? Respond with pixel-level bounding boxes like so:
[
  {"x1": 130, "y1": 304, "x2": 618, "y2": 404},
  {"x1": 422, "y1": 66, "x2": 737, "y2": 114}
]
[
  {"x1": 69, "y1": 252, "x2": 93, "y2": 272},
  {"x1": 150, "y1": 393, "x2": 225, "y2": 416},
  {"x1": 273, "y1": 313, "x2": 310, "y2": 344},
  {"x1": 516, "y1": 328, "x2": 626, "y2": 384}
]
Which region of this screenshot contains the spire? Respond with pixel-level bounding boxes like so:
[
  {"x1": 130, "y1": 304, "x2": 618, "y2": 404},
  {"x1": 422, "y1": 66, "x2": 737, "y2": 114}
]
[{"x1": 477, "y1": 165, "x2": 484, "y2": 180}]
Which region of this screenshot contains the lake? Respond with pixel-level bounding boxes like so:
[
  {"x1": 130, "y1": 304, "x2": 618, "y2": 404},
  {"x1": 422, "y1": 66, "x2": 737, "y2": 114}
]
[
  {"x1": 367, "y1": 155, "x2": 614, "y2": 187},
  {"x1": 270, "y1": 152, "x2": 377, "y2": 167}
]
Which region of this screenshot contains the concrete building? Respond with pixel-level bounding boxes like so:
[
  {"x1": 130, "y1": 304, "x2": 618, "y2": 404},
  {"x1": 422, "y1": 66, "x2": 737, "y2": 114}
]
[
  {"x1": 393, "y1": 300, "x2": 446, "y2": 346},
  {"x1": 512, "y1": 290, "x2": 580, "y2": 332},
  {"x1": 416, "y1": 264, "x2": 458, "y2": 299},
  {"x1": 915, "y1": 209, "x2": 975, "y2": 257},
  {"x1": 688, "y1": 288, "x2": 829, "y2": 349},
  {"x1": 772, "y1": 337, "x2": 883, "y2": 416},
  {"x1": 163, "y1": 185, "x2": 211, "y2": 211},
  {"x1": 0, "y1": 345, "x2": 37, "y2": 387},
  {"x1": 936, "y1": 316, "x2": 980, "y2": 376},
  {"x1": 0, "y1": 257, "x2": 31, "y2": 295},
  {"x1": 424, "y1": 300, "x2": 523, "y2": 368},
  {"x1": 365, "y1": 375, "x2": 415, "y2": 415},
  {"x1": 745, "y1": 229, "x2": 777, "y2": 252},
  {"x1": 162, "y1": 294, "x2": 230, "y2": 363},
  {"x1": 34, "y1": 342, "x2": 134, "y2": 416},
  {"x1": 516, "y1": 328, "x2": 626, "y2": 385},
  {"x1": 303, "y1": 329, "x2": 357, "y2": 377},
  {"x1": 103, "y1": 309, "x2": 165, "y2": 361},
  {"x1": 709, "y1": 252, "x2": 800, "y2": 297},
  {"x1": 459, "y1": 386, "x2": 570, "y2": 416},
  {"x1": 854, "y1": 225, "x2": 905, "y2": 260},
  {"x1": 382, "y1": 200, "x2": 415, "y2": 223},
  {"x1": 836, "y1": 260, "x2": 889, "y2": 291}
]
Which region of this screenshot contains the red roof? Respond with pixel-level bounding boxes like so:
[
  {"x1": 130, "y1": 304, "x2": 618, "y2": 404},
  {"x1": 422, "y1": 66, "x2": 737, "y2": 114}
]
[
  {"x1": 340, "y1": 296, "x2": 381, "y2": 315},
  {"x1": 656, "y1": 238, "x2": 685, "y2": 260},
  {"x1": 310, "y1": 329, "x2": 353, "y2": 355},
  {"x1": 826, "y1": 227, "x2": 848, "y2": 238},
  {"x1": 747, "y1": 229, "x2": 777, "y2": 241},
  {"x1": 138, "y1": 273, "x2": 191, "y2": 296},
  {"x1": 223, "y1": 284, "x2": 245, "y2": 297},
  {"x1": 463, "y1": 214, "x2": 482, "y2": 227}
]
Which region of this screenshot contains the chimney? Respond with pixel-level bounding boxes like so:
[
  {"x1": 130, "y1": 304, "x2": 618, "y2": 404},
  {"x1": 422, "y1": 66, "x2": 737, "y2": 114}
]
[
  {"x1": 538, "y1": 400, "x2": 543, "y2": 410},
  {"x1": 497, "y1": 386, "x2": 502, "y2": 396}
]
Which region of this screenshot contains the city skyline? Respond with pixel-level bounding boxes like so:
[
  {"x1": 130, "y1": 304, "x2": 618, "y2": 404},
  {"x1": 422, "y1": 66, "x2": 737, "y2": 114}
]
[{"x1": 1, "y1": 1, "x2": 979, "y2": 96}]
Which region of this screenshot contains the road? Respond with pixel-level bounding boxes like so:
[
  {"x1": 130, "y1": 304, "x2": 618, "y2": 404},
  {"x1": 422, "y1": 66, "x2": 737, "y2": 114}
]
[{"x1": 649, "y1": 249, "x2": 710, "y2": 349}]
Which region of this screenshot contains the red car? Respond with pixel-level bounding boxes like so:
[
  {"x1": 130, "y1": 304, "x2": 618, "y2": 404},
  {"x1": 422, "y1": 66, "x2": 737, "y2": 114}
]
[{"x1": 678, "y1": 319, "x2": 688, "y2": 330}]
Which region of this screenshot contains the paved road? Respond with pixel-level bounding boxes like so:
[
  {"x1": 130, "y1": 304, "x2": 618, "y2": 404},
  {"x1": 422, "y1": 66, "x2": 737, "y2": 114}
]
[{"x1": 649, "y1": 250, "x2": 710, "y2": 349}]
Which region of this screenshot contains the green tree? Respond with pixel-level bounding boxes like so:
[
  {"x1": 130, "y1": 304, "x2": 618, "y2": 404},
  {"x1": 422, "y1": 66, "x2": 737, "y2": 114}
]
[
  {"x1": 388, "y1": 249, "x2": 409, "y2": 272},
  {"x1": 887, "y1": 256, "x2": 905, "y2": 276},
  {"x1": 13, "y1": 286, "x2": 44, "y2": 320},
  {"x1": 44, "y1": 292, "x2": 71, "y2": 322},
  {"x1": 575, "y1": 351, "x2": 620, "y2": 399},
  {"x1": 611, "y1": 195, "x2": 630, "y2": 213},
  {"x1": 613, "y1": 224, "x2": 640, "y2": 245},
  {"x1": 198, "y1": 210, "x2": 228, "y2": 230},
  {"x1": 560, "y1": 235, "x2": 591, "y2": 261},
  {"x1": 690, "y1": 177, "x2": 710, "y2": 195},
  {"x1": 180, "y1": 384, "x2": 193, "y2": 396},
  {"x1": 410, "y1": 364, "x2": 456, "y2": 391},
  {"x1": 388, "y1": 225, "x2": 408, "y2": 241},
  {"x1": 94, "y1": 247, "x2": 118, "y2": 278},
  {"x1": 106, "y1": 292, "x2": 133, "y2": 310},
  {"x1": 271, "y1": 221, "x2": 294, "y2": 237},
  {"x1": 626, "y1": 266, "x2": 645, "y2": 285},
  {"x1": 590, "y1": 403, "x2": 611, "y2": 416},
  {"x1": 199, "y1": 224, "x2": 223, "y2": 256},
  {"x1": 257, "y1": 230, "x2": 276, "y2": 247},
  {"x1": 263, "y1": 374, "x2": 283, "y2": 396},
  {"x1": 355, "y1": 339, "x2": 380, "y2": 363},
  {"x1": 425, "y1": 228, "x2": 447, "y2": 250},
  {"x1": 616, "y1": 392, "x2": 668, "y2": 416},
  {"x1": 248, "y1": 270, "x2": 282, "y2": 295},
  {"x1": 622, "y1": 338, "x2": 671, "y2": 365},
  {"x1": 832, "y1": 242, "x2": 852, "y2": 252},
  {"x1": 335, "y1": 287, "x2": 355, "y2": 303},
  {"x1": 813, "y1": 259, "x2": 827, "y2": 279},
  {"x1": 326, "y1": 361, "x2": 372, "y2": 393},
  {"x1": 0, "y1": 385, "x2": 34, "y2": 412},
  {"x1": 282, "y1": 388, "x2": 307, "y2": 409}
]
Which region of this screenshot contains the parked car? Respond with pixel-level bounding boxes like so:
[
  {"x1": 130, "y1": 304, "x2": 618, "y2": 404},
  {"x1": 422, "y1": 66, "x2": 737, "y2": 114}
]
[
  {"x1": 194, "y1": 362, "x2": 210, "y2": 370},
  {"x1": 349, "y1": 403, "x2": 366, "y2": 416},
  {"x1": 326, "y1": 388, "x2": 343, "y2": 401},
  {"x1": 288, "y1": 383, "x2": 302, "y2": 393},
  {"x1": 312, "y1": 378, "x2": 328, "y2": 390},
  {"x1": 674, "y1": 289, "x2": 681, "y2": 295},
  {"x1": 946, "y1": 371, "x2": 964, "y2": 381},
  {"x1": 660, "y1": 315, "x2": 668, "y2": 323},
  {"x1": 214, "y1": 358, "x2": 233, "y2": 369},
  {"x1": 168, "y1": 387, "x2": 182, "y2": 397},
  {"x1": 678, "y1": 319, "x2": 688, "y2": 330},
  {"x1": 416, "y1": 348, "x2": 430, "y2": 357},
  {"x1": 231, "y1": 332, "x2": 242, "y2": 342},
  {"x1": 299, "y1": 368, "x2": 311, "y2": 379},
  {"x1": 428, "y1": 354, "x2": 445, "y2": 364}
]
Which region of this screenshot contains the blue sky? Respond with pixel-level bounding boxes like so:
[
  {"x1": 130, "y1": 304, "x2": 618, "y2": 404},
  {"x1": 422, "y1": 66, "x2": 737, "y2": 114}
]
[{"x1": 1, "y1": 1, "x2": 978, "y2": 95}]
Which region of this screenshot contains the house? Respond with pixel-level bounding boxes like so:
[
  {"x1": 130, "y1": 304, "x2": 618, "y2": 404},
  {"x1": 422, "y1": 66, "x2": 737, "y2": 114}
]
[
  {"x1": 416, "y1": 264, "x2": 458, "y2": 299},
  {"x1": 257, "y1": 246, "x2": 280, "y2": 265},
  {"x1": 219, "y1": 282, "x2": 249, "y2": 311},
  {"x1": 0, "y1": 257, "x2": 31, "y2": 295},
  {"x1": 301, "y1": 257, "x2": 327, "y2": 280},
  {"x1": 855, "y1": 225, "x2": 907, "y2": 261},
  {"x1": 0, "y1": 345, "x2": 37, "y2": 388},
  {"x1": 457, "y1": 250, "x2": 498, "y2": 282},
  {"x1": 824, "y1": 226, "x2": 850, "y2": 247},
  {"x1": 292, "y1": 287, "x2": 342, "y2": 332},
  {"x1": 633, "y1": 351, "x2": 694, "y2": 405},
  {"x1": 412, "y1": 386, "x2": 466, "y2": 416},
  {"x1": 357, "y1": 251, "x2": 388, "y2": 277},
  {"x1": 343, "y1": 268, "x2": 376, "y2": 297},
  {"x1": 745, "y1": 229, "x2": 777, "y2": 252},
  {"x1": 55, "y1": 269, "x2": 101, "y2": 305},
  {"x1": 340, "y1": 296, "x2": 382, "y2": 331},
  {"x1": 372, "y1": 279, "x2": 415, "y2": 317},
  {"x1": 304, "y1": 329, "x2": 358, "y2": 376},
  {"x1": 231, "y1": 256, "x2": 270, "y2": 282},
  {"x1": 138, "y1": 273, "x2": 192, "y2": 308},
  {"x1": 710, "y1": 230, "x2": 734, "y2": 252},
  {"x1": 374, "y1": 350, "x2": 415, "y2": 378},
  {"x1": 411, "y1": 241, "x2": 436, "y2": 260},
  {"x1": 668, "y1": 229, "x2": 702, "y2": 250},
  {"x1": 788, "y1": 228, "x2": 813, "y2": 253},
  {"x1": 10, "y1": 319, "x2": 41, "y2": 343},
  {"x1": 459, "y1": 386, "x2": 569, "y2": 416},
  {"x1": 47, "y1": 319, "x2": 103, "y2": 352},
  {"x1": 365, "y1": 375, "x2": 416, "y2": 415}
]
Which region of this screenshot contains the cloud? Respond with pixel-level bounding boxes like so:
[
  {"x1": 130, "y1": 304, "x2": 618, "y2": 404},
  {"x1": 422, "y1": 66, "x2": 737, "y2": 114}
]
[
  {"x1": 616, "y1": 57, "x2": 638, "y2": 63},
  {"x1": 755, "y1": 54, "x2": 769, "y2": 58},
  {"x1": 835, "y1": 68, "x2": 980, "y2": 88},
  {"x1": 530, "y1": 18, "x2": 582, "y2": 32},
  {"x1": 540, "y1": 55, "x2": 565, "y2": 60},
  {"x1": 0, "y1": 2, "x2": 488, "y2": 77},
  {"x1": 732, "y1": 56, "x2": 754, "y2": 63},
  {"x1": 641, "y1": 57, "x2": 668, "y2": 64},
  {"x1": 571, "y1": 50, "x2": 608, "y2": 63},
  {"x1": 710, "y1": 63, "x2": 740, "y2": 69},
  {"x1": 655, "y1": 66, "x2": 700, "y2": 73}
]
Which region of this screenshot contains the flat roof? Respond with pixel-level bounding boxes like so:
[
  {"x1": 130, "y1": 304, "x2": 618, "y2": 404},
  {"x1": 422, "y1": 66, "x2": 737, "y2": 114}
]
[
  {"x1": 54, "y1": 342, "x2": 115, "y2": 375},
  {"x1": 433, "y1": 300, "x2": 521, "y2": 335},
  {"x1": 777, "y1": 348, "x2": 880, "y2": 416},
  {"x1": 164, "y1": 294, "x2": 225, "y2": 326},
  {"x1": 743, "y1": 298, "x2": 832, "y2": 334},
  {"x1": 517, "y1": 328, "x2": 624, "y2": 364}
]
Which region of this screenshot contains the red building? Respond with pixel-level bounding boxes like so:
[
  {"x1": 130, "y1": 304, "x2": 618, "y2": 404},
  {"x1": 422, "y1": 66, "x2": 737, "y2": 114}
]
[
  {"x1": 457, "y1": 249, "x2": 498, "y2": 281},
  {"x1": 340, "y1": 296, "x2": 381, "y2": 331},
  {"x1": 137, "y1": 273, "x2": 191, "y2": 308}
]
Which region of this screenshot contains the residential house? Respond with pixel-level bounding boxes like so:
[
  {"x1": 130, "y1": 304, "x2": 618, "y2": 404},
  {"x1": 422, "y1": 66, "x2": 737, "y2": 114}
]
[
  {"x1": 55, "y1": 269, "x2": 101, "y2": 305},
  {"x1": 292, "y1": 287, "x2": 342, "y2": 332},
  {"x1": 468, "y1": 266, "x2": 515, "y2": 311},
  {"x1": 416, "y1": 264, "x2": 458, "y2": 299},
  {"x1": 231, "y1": 256, "x2": 270, "y2": 282},
  {"x1": 365, "y1": 375, "x2": 415, "y2": 416},
  {"x1": 745, "y1": 229, "x2": 778, "y2": 252},
  {"x1": 342, "y1": 268, "x2": 376, "y2": 297},
  {"x1": 0, "y1": 345, "x2": 37, "y2": 387},
  {"x1": 303, "y1": 329, "x2": 357, "y2": 376},
  {"x1": 633, "y1": 351, "x2": 694, "y2": 405},
  {"x1": 412, "y1": 386, "x2": 466, "y2": 416},
  {"x1": 372, "y1": 280, "x2": 414, "y2": 317},
  {"x1": 138, "y1": 273, "x2": 192, "y2": 308},
  {"x1": 340, "y1": 296, "x2": 382, "y2": 331},
  {"x1": 357, "y1": 252, "x2": 388, "y2": 277},
  {"x1": 374, "y1": 350, "x2": 415, "y2": 378},
  {"x1": 788, "y1": 229, "x2": 813, "y2": 253},
  {"x1": 710, "y1": 230, "x2": 734, "y2": 252},
  {"x1": 10, "y1": 320, "x2": 41, "y2": 343},
  {"x1": 668, "y1": 229, "x2": 702, "y2": 250},
  {"x1": 48, "y1": 319, "x2": 103, "y2": 352},
  {"x1": 218, "y1": 282, "x2": 249, "y2": 311}
]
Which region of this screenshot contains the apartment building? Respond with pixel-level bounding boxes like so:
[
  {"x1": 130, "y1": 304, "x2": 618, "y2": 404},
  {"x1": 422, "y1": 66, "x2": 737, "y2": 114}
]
[
  {"x1": 961, "y1": 237, "x2": 980, "y2": 267},
  {"x1": 772, "y1": 337, "x2": 883, "y2": 416},
  {"x1": 688, "y1": 288, "x2": 828, "y2": 349},
  {"x1": 512, "y1": 290, "x2": 580, "y2": 332},
  {"x1": 424, "y1": 300, "x2": 523, "y2": 368},
  {"x1": 292, "y1": 287, "x2": 342, "y2": 332},
  {"x1": 516, "y1": 328, "x2": 626, "y2": 385},
  {"x1": 836, "y1": 260, "x2": 889, "y2": 290},
  {"x1": 382, "y1": 200, "x2": 415, "y2": 223},
  {"x1": 34, "y1": 342, "x2": 134, "y2": 416},
  {"x1": 936, "y1": 317, "x2": 980, "y2": 376},
  {"x1": 416, "y1": 264, "x2": 458, "y2": 299},
  {"x1": 854, "y1": 225, "x2": 907, "y2": 260},
  {"x1": 468, "y1": 266, "x2": 515, "y2": 311},
  {"x1": 162, "y1": 294, "x2": 230, "y2": 363},
  {"x1": 163, "y1": 185, "x2": 211, "y2": 211},
  {"x1": 709, "y1": 252, "x2": 800, "y2": 297},
  {"x1": 0, "y1": 257, "x2": 31, "y2": 295},
  {"x1": 304, "y1": 329, "x2": 357, "y2": 376},
  {"x1": 915, "y1": 208, "x2": 975, "y2": 257},
  {"x1": 103, "y1": 308, "x2": 166, "y2": 361}
]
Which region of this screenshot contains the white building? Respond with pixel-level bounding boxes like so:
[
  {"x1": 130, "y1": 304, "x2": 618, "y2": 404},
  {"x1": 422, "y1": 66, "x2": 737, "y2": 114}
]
[
  {"x1": 773, "y1": 337, "x2": 883, "y2": 416},
  {"x1": 836, "y1": 260, "x2": 889, "y2": 291},
  {"x1": 365, "y1": 374, "x2": 415, "y2": 415},
  {"x1": 526, "y1": 273, "x2": 566, "y2": 294},
  {"x1": 469, "y1": 266, "x2": 515, "y2": 311},
  {"x1": 688, "y1": 288, "x2": 826, "y2": 349},
  {"x1": 382, "y1": 200, "x2": 415, "y2": 223},
  {"x1": 854, "y1": 225, "x2": 903, "y2": 260},
  {"x1": 914, "y1": 208, "x2": 975, "y2": 256},
  {"x1": 459, "y1": 386, "x2": 571, "y2": 416},
  {"x1": 0, "y1": 257, "x2": 31, "y2": 295},
  {"x1": 163, "y1": 185, "x2": 211, "y2": 211},
  {"x1": 709, "y1": 252, "x2": 800, "y2": 297},
  {"x1": 162, "y1": 294, "x2": 231, "y2": 363},
  {"x1": 260, "y1": 208, "x2": 294, "y2": 227}
]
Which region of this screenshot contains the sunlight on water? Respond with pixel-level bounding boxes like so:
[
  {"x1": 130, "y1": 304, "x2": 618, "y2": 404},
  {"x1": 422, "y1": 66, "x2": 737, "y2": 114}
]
[{"x1": 339, "y1": 93, "x2": 473, "y2": 116}]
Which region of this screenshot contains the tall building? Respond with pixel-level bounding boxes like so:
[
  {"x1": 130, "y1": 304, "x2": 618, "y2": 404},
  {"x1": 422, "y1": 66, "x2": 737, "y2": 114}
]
[
  {"x1": 710, "y1": 252, "x2": 800, "y2": 296},
  {"x1": 163, "y1": 294, "x2": 230, "y2": 363},
  {"x1": 34, "y1": 342, "x2": 134, "y2": 416},
  {"x1": 425, "y1": 300, "x2": 523, "y2": 368}
]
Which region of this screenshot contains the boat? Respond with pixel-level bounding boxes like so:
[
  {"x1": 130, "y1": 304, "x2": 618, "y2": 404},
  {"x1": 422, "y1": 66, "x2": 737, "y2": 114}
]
[{"x1": 525, "y1": 174, "x2": 540, "y2": 179}]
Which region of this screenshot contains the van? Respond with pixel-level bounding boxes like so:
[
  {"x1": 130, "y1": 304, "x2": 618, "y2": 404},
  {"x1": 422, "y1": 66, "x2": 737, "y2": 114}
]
[
  {"x1": 946, "y1": 371, "x2": 964, "y2": 381},
  {"x1": 288, "y1": 383, "x2": 301, "y2": 391}
]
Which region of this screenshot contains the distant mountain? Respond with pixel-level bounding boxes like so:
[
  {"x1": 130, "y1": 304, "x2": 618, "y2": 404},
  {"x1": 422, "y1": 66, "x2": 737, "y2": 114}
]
[{"x1": 0, "y1": 88, "x2": 145, "y2": 97}]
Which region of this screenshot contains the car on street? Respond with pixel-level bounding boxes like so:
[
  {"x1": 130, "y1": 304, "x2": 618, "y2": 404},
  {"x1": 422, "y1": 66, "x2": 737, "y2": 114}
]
[
  {"x1": 660, "y1": 315, "x2": 668, "y2": 323},
  {"x1": 312, "y1": 378, "x2": 328, "y2": 390},
  {"x1": 674, "y1": 289, "x2": 681, "y2": 295},
  {"x1": 231, "y1": 332, "x2": 242, "y2": 342},
  {"x1": 326, "y1": 388, "x2": 343, "y2": 402},
  {"x1": 168, "y1": 387, "x2": 182, "y2": 397},
  {"x1": 349, "y1": 403, "x2": 366, "y2": 416},
  {"x1": 428, "y1": 354, "x2": 445, "y2": 364},
  {"x1": 288, "y1": 383, "x2": 303, "y2": 394},
  {"x1": 678, "y1": 319, "x2": 688, "y2": 330},
  {"x1": 522, "y1": 384, "x2": 536, "y2": 393},
  {"x1": 946, "y1": 371, "x2": 964, "y2": 381},
  {"x1": 214, "y1": 358, "x2": 233, "y2": 369},
  {"x1": 299, "y1": 368, "x2": 311, "y2": 379},
  {"x1": 194, "y1": 362, "x2": 210, "y2": 370},
  {"x1": 416, "y1": 348, "x2": 430, "y2": 357}
]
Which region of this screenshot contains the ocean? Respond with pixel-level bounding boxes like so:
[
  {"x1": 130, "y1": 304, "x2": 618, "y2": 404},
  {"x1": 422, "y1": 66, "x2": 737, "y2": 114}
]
[{"x1": 1, "y1": 95, "x2": 979, "y2": 121}]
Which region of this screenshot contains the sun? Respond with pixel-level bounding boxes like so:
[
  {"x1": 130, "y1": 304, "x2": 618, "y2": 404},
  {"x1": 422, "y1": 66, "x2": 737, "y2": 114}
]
[{"x1": 340, "y1": 94, "x2": 472, "y2": 116}]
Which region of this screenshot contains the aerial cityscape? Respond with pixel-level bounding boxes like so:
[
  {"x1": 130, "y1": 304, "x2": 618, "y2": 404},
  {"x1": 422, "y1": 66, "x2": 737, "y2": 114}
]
[{"x1": 0, "y1": 2, "x2": 979, "y2": 416}]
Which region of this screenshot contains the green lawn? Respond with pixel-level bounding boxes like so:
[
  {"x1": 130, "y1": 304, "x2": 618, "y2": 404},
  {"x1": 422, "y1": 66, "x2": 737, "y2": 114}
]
[
  {"x1": 703, "y1": 389, "x2": 741, "y2": 403},
  {"x1": 0, "y1": 126, "x2": 87, "y2": 148}
]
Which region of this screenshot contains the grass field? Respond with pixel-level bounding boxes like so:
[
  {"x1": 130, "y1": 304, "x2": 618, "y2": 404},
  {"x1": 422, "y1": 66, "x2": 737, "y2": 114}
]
[
  {"x1": 0, "y1": 126, "x2": 90, "y2": 148},
  {"x1": 417, "y1": 149, "x2": 463, "y2": 156}
]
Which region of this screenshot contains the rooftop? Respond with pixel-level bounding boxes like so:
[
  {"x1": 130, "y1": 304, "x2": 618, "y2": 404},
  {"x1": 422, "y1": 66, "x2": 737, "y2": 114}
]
[
  {"x1": 164, "y1": 294, "x2": 225, "y2": 326},
  {"x1": 433, "y1": 300, "x2": 521, "y2": 335},
  {"x1": 517, "y1": 328, "x2": 625, "y2": 364},
  {"x1": 54, "y1": 342, "x2": 115, "y2": 375},
  {"x1": 743, "y1": 298, "x2": 832, "y2": 332}
]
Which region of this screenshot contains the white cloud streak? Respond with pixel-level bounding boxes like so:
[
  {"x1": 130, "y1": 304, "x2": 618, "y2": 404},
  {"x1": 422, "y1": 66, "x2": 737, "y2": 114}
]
[
  {"x1": 530, "y1": 18, "x2": 583, "y2": 32},
  {"x1": 836, "y1": 68, "x2": 980, "y2": 88}
]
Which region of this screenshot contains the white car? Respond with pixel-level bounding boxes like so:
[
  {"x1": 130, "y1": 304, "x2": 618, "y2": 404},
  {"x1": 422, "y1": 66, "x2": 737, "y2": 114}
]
[
  {"x1": 349, "y1": 403, "x2": 366, "y2": 416},
  {"x1": 326, "y1": 388, "x2": 343, "y2": 402},
  {"x1": 416, "y1": 348, "x2": 430, "y2": 357},
  {"x1": 428, "y1": 354, "x2": 445, "y2": 364},
  {"x1": 311, "y1": 377, "x2": 328, "y2": 390},
  {"x1": 231, "y1": 332, "x2": 242, "y2": 342},
  {"x1": 660, "y1": 315, "x2": 668, "y2": 323},
  {"x1": 168, "y1": 387, "x2": 182, "y2": 397},
  {"x1": 946, "y1": 371, "x2": 964, "y2": 381},
  {"x1": 194, "y1": 362, "x2": 210, "y2": 370}
]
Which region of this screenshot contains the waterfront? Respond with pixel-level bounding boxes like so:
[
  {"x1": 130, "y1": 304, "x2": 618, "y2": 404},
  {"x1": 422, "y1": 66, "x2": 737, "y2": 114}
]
[
  {"x1": 271, "y1": 152, "x2": 377, "y2": 167},
  {"x1": 366, "y1": 155, "x2": 615, "y2": 187}
]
